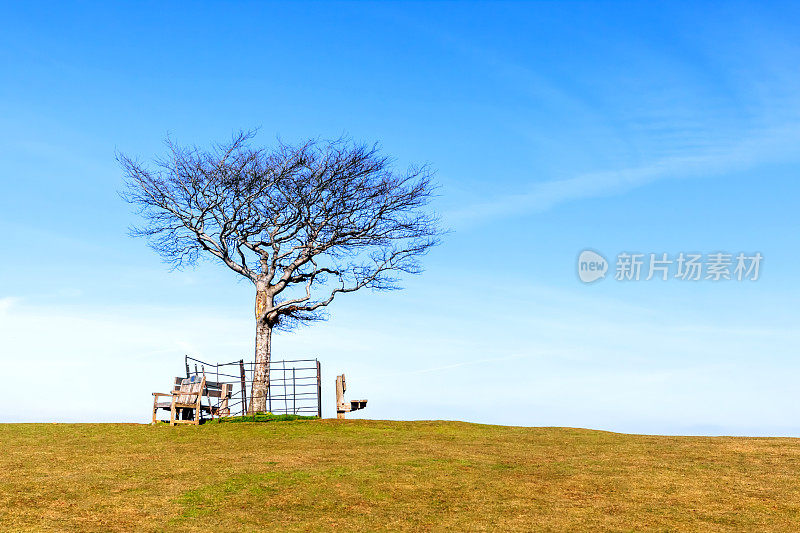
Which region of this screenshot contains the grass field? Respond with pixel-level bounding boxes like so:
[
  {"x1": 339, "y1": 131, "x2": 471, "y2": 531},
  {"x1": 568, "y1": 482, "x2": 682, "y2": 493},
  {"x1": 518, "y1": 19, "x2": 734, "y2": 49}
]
[{"x1": 2, "y1": 420, "x2": 800, "y2": 531}]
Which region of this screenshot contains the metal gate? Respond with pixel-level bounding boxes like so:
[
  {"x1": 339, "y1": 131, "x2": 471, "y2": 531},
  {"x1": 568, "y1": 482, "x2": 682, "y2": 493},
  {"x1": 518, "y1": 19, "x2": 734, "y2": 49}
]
[{"x1": 184, "y1": 355, "x2": 322, "y2": 417}]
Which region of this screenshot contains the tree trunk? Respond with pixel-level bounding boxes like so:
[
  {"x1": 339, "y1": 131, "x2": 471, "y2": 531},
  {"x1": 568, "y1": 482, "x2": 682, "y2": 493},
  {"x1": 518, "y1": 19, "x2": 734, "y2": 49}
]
[
  {"x1": 249, "y1": 285, "x2": 272, "y2": 414},
  {"x1": 249, "y1": 320, "x2": 271, "y2": 413}
]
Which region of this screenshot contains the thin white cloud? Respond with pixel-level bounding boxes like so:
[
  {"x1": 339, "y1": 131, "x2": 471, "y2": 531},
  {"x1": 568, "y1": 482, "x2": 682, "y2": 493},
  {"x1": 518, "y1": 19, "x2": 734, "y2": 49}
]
[
  {"x1": 447, "y1": 123, "x2": 800, "y2": 225},
  {"x1": 414, "y1": 10, "x2": 800, "y2": 227},
  {"x1": 0, "y1": 296, "x2": 20, "y2": 314}
]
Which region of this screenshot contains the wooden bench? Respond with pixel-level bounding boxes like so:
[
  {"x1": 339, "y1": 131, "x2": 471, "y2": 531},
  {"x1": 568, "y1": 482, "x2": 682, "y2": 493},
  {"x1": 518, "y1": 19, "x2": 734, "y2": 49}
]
[
  {"x1": 152, "y1": 375, "x2": 233, "y2": 425},
  {"x1": 335, "y1": 374, "x2": 367, "y2": 419}
]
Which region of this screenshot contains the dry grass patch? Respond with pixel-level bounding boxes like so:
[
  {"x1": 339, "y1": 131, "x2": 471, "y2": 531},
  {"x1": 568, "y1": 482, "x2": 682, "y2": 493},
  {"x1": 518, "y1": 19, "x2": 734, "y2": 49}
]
[{"x1": 1, "y1": 420, "x2": 800, "y2": 531}]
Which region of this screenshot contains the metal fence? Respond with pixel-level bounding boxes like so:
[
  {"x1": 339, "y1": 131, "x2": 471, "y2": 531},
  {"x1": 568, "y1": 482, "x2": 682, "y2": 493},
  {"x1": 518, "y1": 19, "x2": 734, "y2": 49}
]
[{"x1": 184, "y1": 355, "x2": 322, "y2": 418}]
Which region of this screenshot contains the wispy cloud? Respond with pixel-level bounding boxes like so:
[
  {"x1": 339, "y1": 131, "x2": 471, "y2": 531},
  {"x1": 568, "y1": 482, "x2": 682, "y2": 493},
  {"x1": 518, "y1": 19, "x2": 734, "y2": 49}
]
[
  {"x1": 447, "y1": 119, "x2": 800, "y2": 227},
  {"x1": 0, "y1": 297, "x2": 20, "y2": 314},
  {"x1": 414, "y1": 9, "x2": 800, "y2": 227}
]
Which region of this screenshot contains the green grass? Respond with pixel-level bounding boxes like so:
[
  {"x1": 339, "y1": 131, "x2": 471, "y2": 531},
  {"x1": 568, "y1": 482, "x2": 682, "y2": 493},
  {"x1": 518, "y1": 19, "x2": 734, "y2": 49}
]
[
  {"x1": 206, "y1": 413, "x2": 318, "y2": 423},
  {"x1": 2, "y1": 420, "x2": 800, "y2": 531}
]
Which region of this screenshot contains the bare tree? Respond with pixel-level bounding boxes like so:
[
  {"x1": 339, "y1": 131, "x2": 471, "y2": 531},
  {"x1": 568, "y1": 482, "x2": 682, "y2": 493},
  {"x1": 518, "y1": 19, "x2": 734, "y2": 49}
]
[{"x1": 120, "y1": 131, "x2": 440, "y2": 413}]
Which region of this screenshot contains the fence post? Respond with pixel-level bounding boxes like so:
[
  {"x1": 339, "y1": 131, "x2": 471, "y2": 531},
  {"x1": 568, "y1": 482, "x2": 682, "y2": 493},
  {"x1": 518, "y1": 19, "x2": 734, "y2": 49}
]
[
  {"x1": 316, "y1": 360, "x2": 322, "y2": 418},
  {"x1": 268, "y1": 362, "x2": 272, "y2": 413},
  {"x1": 239, "y1": 359, "x2": 247, "y2": 416},
  {"x1": 283, "y1": 360, "x2": 288, "y2": 413}
]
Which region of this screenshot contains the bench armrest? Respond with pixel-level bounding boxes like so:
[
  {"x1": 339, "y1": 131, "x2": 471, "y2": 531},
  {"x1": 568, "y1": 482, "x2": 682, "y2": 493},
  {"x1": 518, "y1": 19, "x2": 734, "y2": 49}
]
[{"x1": 152, "y1": 392, "x2": 171, "y2": 397}]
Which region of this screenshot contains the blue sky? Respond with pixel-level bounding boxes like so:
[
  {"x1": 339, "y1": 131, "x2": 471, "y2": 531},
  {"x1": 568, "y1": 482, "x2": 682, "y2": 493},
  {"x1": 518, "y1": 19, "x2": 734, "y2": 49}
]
[{"x1": 1, "y1": 2, "x2": 799, "y2": 434}]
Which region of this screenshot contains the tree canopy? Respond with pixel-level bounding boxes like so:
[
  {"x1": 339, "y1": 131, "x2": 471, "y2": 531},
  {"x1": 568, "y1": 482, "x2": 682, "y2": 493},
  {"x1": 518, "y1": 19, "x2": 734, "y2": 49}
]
[{"x1": 120, "y1": 131, "x2": 441, "y2": 330}]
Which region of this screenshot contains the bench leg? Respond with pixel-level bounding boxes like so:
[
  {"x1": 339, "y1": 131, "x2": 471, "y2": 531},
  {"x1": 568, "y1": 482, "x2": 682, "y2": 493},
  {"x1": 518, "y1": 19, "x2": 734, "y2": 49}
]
[{"x1": 170, "y1": 403, "x2": 176, "y2": 427}]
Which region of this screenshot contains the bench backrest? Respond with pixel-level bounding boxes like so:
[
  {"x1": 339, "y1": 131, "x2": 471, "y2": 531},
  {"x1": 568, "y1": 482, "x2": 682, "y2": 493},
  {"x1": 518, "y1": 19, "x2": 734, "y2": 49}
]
[
  {"x1": 174, "y1": 376, "x2": 232, "y2": 400},
  {"x1": 176, "y1": 375, "x2": 205, "y2": 404}
]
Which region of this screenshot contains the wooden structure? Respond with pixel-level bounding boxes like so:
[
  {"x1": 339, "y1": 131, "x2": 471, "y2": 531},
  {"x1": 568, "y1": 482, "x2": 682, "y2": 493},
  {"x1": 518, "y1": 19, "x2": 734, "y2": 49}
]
[
  {"x1": 170, "y1": 374, "x2": 205, "y2": 426},
  {"x1": 151, "y1": 374, "x2": 232, "y2": 425},
  {"x1": 335, "y1": 374, "x2": 367, "y2": 419},
  {"x1": 152, "y1": 356, "x2": 322, "y2": 423}
]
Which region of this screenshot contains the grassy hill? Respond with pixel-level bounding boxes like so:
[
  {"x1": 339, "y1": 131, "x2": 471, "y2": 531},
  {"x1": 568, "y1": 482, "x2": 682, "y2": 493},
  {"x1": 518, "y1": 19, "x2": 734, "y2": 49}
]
[{"x1": 1, "y1": 419, "x2": 799, "y2": 531}]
